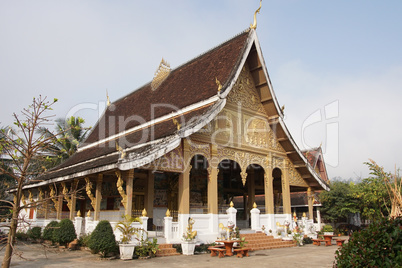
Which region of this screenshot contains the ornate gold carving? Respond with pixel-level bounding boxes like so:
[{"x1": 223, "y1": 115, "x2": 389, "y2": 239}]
[
  {"x1": 240, "y1": 170, "x2": 247, "y2": 186},
  {"x1": 116, "y1": 142, "x2": 126, "y2": 159},
  {"x1": 49, "y1": 185, "x2": 59, "y2": 212},
  {"x1": 272, "y1": 156, "x2": 284, "y2": 169},
  {"x1": 216, "y1": 77, "x2": 222, "y2": 92},
  {"x1": 85, "y1": 177, "x2": 96, "y2": 210},
  {"x1": 166, "y1": 209, "x2": 171, "y2": 217},
  {"x1": 147, "y1": 145, "x2": 184, "y2": 172},
  {"x1": 269, "y1": 131, "x2": 285, "y2": 152},
  {"x1": 227, "y1": 65, "x2": 266, "y2": 114},
  {"x1": 250, "y1": 0, "x2": 262, "y2": 30},
  {"x1": 287, "y1": 159, "x2": 308, "y2": 187},
  {"x1": 116, "y1": 170, "x2": 127, "y2": 209},
  {"x1": 188, "y1": 141, "x2": 210, "y2": 159},
  {"x1": 62, "y1": 182, "x2": 72, "y2": 211},
  {"x1": 21, "y1": 193, "x2": 27, "y2": 209},
  {"x1": 28, "y1": 190, "x2": 34, "y2": 203},
  {"x1": 151, "y1": 58, "x2": 171, "y2": 91},
  {"x1": 172, "y1": 118, "x2": 181, "y2": 130},
  {"x1": 244, "y1": 116, "x2": 269, "y2": 148}
]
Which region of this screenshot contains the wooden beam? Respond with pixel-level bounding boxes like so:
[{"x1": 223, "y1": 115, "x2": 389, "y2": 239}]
[
  {"x1": 249, "y1": 65, "x2": 263, "y2": 72},
  {"x1": 286, "y1": 151, "x2": 297, "y2": 155},
  {"x1": 277, "y1": 137, "x2": 288, "y2": 142}
]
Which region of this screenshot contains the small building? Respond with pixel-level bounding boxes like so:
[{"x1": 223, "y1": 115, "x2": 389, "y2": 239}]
[{"x1": 18, "y1": 26, "x2": 329, "y2": 243}]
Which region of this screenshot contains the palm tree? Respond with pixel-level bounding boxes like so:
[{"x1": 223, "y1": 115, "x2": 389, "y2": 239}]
[{"x1": 39, "y1": 116, "x2": 91, "y2": 169}]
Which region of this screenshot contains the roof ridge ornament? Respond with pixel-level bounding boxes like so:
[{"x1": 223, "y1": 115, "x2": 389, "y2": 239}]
[
  {"x1": 250, "y1": 0, "x2": 262, "y2": 30},
  {"x1": 172, "y1": 118, "x2": 181, "y2": 130},
  {"x1": 106, "y1": 89, "x2": 111, "y2": 107},
  {"x1": 215, "y1": 77, "x2": 222, "y2": 93},
  {"x1": 151, "y1": 58, "x2": 171, "y2": 91}
]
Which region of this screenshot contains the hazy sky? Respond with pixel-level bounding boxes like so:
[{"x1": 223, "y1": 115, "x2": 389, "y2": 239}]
[{"x1": 1, "y1": 1, "x2": 401, "y2": 180}]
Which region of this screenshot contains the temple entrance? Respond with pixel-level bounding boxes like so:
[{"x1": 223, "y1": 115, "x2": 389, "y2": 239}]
[
  {"x1": 189, "y1": 155, "x2": 208, "y2": 214},
  {"x1": 153, "y1": 171, "x2": 179, "y2": 228}
]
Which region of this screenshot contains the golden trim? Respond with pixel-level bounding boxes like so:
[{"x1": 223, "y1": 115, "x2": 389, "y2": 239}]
[
  {"x1": 250, "y1": 0, "x2": 262, "y2": 30},
  {"x1": 116, "y1": 170, "x2": 127, "y2": 209}
]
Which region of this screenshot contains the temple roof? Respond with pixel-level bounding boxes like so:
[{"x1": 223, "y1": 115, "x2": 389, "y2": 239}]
[{"x1": 24, "y1": 28, "x2": 329, "y2": 192}]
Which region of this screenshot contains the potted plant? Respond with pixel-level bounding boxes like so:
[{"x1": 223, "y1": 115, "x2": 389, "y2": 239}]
[
  {"x1": 181, "y1": 217, "x2": 197, "y2": 255},
  {"x1": 322, "y1": 224, "x2": 334, "y2": 235},
  {"x1": 115, "y1": 215, "x2": 142, "y2": 260}
]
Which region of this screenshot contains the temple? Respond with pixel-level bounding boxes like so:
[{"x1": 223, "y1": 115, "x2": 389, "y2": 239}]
[{"x1": 18, "y1": 27, "x2": 329, "y2": 243}]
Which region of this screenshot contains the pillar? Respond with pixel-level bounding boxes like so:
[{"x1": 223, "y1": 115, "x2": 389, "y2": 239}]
[
  {"x1": 145, "y1": 170, "x2": 154, "y2": 219},
  {"x1": 69, "y1": 180, "x2": 78, "y2": 220},
  {"x1": 208, "y1": 144, "x2": 218, "y2": 214},
  {"x1": 94, "y1": 174, "x2": 103, "y2": 221},
  {"x1": 264, "y1": 170, "x2": 274, "y2": 214},
  {"x1": 247, "y1": 169, "x2": 255, "y2": 213},
  {"x1": 56, "y1": 194, "x2": 63, "y2": 220},
  {"x1": 123, "y1": 170, "x2": 134, "y2": 217},
  {"x1": 307, "y1": 187, "x2": 314, "y2": 221},
  {"x1": 178, "y1": 140, "x2": 191, "y2": 214},
  {"x1": 44, "y1": 191, "x2": 49, "y2": 220},
  {"x1": 282, "y1": 160, "x2": 291, "y2": 215}
]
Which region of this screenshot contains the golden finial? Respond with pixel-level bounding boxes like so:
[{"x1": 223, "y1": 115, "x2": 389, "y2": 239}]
[
  {"x1": 172, "y1": 118, "x2": 181, "y2": 130},
  {"x1": 151, "y1": 58, "x2": 171, "y2": 91},
  {"x1": 87, "y1": 210, "x2": 91, "y2": 217},
  {"x1": 142, "y1": 208, "x2": 147, "y2": 217},
  {"x1": 106, "y1": 89, "x2": 111, "y2": 107},
  {"x1": 302, "y1": 212, "x2": 306, "y2": 218},
  {"x1": 166, "y1": 209, "x2": 171, "y2": 217},
  {"x1": 250, "y1": 0, "x2": 262, "y2": 30},
  {"x1": 77, "y1": 210, "x2": 81, "y2": 217},
  {"x1": 115, "y1": 141, "x2": 126, "y2": 159},
  {"x1": 215, "y1": 77, "x2": 222, "y2": 92},
  {"x1": 281, "y1": 105, "x2": 285, "y2": 113},
  {"x1": 230, "y1": 201, "x2": 234, "y2": 208},
  {"x1": 293, "y1": 211, "x2": 296, "y2": 217},
  {"x1": 253, "y1": 202, "x2": 257, "y2": 209}
]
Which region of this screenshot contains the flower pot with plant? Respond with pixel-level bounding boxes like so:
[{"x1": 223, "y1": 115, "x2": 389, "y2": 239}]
[
  {"x1": 115, "y1": 215, "x2": 142, "y2": 260},
  {"x1": 322, "y1": 224, "x2": 334, "y2": 235}
]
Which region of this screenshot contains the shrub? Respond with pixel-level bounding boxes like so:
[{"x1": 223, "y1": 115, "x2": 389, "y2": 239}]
[
  {"x1": 322, "y1": 224, "x2": 333, "y2": 232},
  {"x1": 27, "y1": 227, "x2": 42, "y2": 241},
  {"x1": 88, "y1": 220, "x2": 118, "y2": 257},
  {"x1": 15, "y1": 231, "x2": 28, "y2": 241},
  {"x1": 42, "y1": 221, "x2": 59, "y2": 243},
  {"x1": 78, "y1": 233, "x2": 91, "y2": 248},
  {"x1": 303, "y1": 237, "x2": 313, "y2": 244},
  {"x1": 334, "y1": 217, "x2": 402, "y2": 267},
  {"x1": 53, "y1": 219, "x2": 77, "y2": 246}
]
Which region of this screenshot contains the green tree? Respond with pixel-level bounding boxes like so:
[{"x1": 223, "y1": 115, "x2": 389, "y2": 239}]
[
  {"x1": 88, "y1": 220, "x2": 118, "y2": 257},
  {"x1": 38, "y1": 116, "x2": 90, "y2": 169},
  {"x1": 319, "y1": 181, "x2": 360, "y2": 223}
]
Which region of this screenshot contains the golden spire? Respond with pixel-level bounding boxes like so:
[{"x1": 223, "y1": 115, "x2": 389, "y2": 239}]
[
  {"x1": 230, "y1": 201, "x2": 234, "y2": 208},
  {"x1": 215, "y1": 77, "x2": 222, "y2": 92},
  {"x1": 142, "y1": 208, "x2": 147, "y2": 217},
  {"x1": 106, "y1": 89, "x2": 111, "y2": 107},
  {"x1": 166, "y1": 209, "x2": 171, "y2": 217},
  {"x1": 151, "y1": 58, "x2": 171, "y2": 91},
  {"x1": 253, "y1": 202, "x2": 257, "y2": 209},
  {"x1": 250, "y1": 0, "x2": 262, "y2": 30}
]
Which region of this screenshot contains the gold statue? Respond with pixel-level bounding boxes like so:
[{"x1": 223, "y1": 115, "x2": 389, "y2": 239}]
[
  {"x1": 250, "y1": 0, "x2": 262, "y2": 30},
  {"x1": 183, "y1": 217, "x2": 197, "y2": 241}
]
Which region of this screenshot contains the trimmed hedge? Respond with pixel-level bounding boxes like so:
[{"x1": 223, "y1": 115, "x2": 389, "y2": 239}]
[
  {"x1": 27, "y1": 227, "x2": 42, "y2": 241},
  {"x1": 88, "y1": 220, "x2": 118, "y2": 257},
  {"x1": 53, "y1": 219, "x2": 77, "y2": 246},
  {"x1": 42, "y1": 221, "x2": 59, "y2": 243},
  {"x1": 334, "y1": 217, "x2": 401, "y2": 267}
]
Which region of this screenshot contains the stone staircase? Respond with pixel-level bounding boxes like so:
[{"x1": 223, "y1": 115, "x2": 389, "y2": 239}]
[
  {"x1": 240, "y1": 233, "x2": 296, "y2": 251},
  {"x1": 155, "y1": 244, "x2": 180, "y2": 257}
]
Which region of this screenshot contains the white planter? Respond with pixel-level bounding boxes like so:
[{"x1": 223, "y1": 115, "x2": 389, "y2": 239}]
[
  {"x1": 119, "y1": 244, "x2": 135, "y2": 260},
  {"x1": 324, "y1": 232, "x2": 334, "y2": 235},
  {"x1": 181, "y1": 241, "x2": 196, "y2": 255}
]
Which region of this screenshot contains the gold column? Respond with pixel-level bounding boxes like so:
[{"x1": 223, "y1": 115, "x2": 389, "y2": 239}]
[
  {"x1": 94, "y1": 174, "x2": 103, "y2": 221},
  {"x1": 282, "y1": 160, "x2": 291, "y2": 214},
  {"x1": 207, "y1": 144, "x2": 218, "y2": 214},
  {"x1": 264, "y1": 169, "x2": 274, "y2": 214},
  {"x1": 178, "y1": 140, "x2": 191, "y2": 214},
  {"x1": 307, "y1": 187, "x2": 314, "y2": 220},
  {"x1": 146, "y1": 170, "x2": 154, "y2": 219},
  {"x1": 123, "y1": 170, "x2": 134, "y2": 217},
  {"x1": 44, "y1": 191, "x2": 49, "y2": 219}
]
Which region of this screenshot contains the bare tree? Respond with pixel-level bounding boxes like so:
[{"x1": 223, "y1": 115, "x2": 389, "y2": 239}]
[{"x1": 0, "y1": 96, "x2": 61, "y2": 268}]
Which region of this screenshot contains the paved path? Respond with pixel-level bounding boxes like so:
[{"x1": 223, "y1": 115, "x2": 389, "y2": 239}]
[{"x1": 1, "y1": 239, "x2": 345, "y2": 268}]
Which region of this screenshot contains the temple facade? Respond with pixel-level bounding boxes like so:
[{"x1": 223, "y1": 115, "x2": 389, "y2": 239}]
[{"x1": 18, "y1": 28, "x2": 329, "y2": 243}]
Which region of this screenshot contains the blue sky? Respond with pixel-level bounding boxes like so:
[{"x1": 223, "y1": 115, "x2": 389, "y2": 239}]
[{"x1": 1, "y1": 1, "x2": 401, "y2": 180}]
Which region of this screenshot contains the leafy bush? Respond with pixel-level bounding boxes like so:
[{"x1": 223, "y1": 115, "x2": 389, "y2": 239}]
[
  {"x1": 172, "y1": 244, "x2": 182, "y2": 254},
  {"x1": 303, "y1": 237, "x2": 313, "y2": 244},
  {"x1": 134, "y1": 232, "x2": 159, "y2": 258},
  {"x1": 42, "y1": 221, "x2": 59, "y2": 243},
  {"x1": 322, "y1": 224, "x2": 334, "y2": 232},
  {"x1": 334, "y1": 217, "x2": 402, "y2": 267},
  {"x1": 78, "y1": 233, "x2": 91, "y2": 248},
  {"x1": 88, "y1": 220, "x2": 118, "y2": 257},
  {"x1": 15, "y1": 231, "x2": 28, "y2": 241},
  {"x1": 27, "y1": 227, "x2": 42, "y2": 241},
  {"x1": 53, "y1": 219, "x2": 76, "y2": 246}
]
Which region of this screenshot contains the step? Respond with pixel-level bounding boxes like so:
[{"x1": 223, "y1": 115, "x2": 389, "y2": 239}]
[{"x1": 155, "y1": 244, "x2": 180, "y2": 257}]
